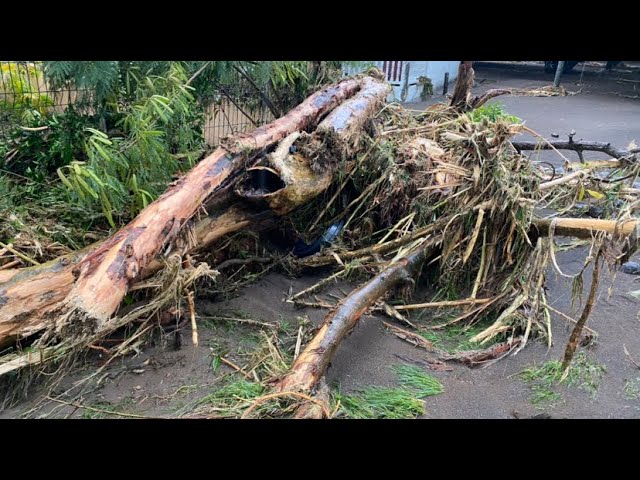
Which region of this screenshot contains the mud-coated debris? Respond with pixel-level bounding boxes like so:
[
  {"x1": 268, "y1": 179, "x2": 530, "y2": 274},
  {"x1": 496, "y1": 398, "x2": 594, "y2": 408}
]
[
  {"x1": 580, "y1": 332, "x2": 596, "y2": 347},
  {"x1": 529, "y1": 413, "x2": 552, "y2": 419},
  {"x1": 587, "y1": 206, "x2": 605, "y2": 218},
  {"x1": 621, "y1": 261, "x2": 640, "y2": 275},
  {"x1": 551, "y1": 132, "x2": 559, "y2": 138}
]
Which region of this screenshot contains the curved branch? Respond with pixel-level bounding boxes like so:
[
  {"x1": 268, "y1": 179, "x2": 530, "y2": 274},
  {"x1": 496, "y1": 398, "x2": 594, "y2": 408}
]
[
  {"x1": 512, "y1": 139, "x2": 636, "y2": 160},
  {"x1": 470, "y1": 89, "x2": 513, "y2": 109},
  {"x1": 274, "y1": 240, "x2": 438, "y2": 394}
]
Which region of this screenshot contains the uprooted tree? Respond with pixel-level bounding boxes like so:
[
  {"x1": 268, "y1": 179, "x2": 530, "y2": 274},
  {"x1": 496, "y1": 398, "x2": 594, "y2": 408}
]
[{"x1": 1, "y1": 64, "x2": 639, "y2": 416}]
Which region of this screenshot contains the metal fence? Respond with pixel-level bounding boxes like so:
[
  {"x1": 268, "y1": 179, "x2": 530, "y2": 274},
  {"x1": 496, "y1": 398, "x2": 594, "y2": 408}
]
[
  {"x1": 0, "y1": 61, "x2": 272, "y2": 146},
  {"x1": 203, "y1": 95, "x2": 275, "y2": 146}
]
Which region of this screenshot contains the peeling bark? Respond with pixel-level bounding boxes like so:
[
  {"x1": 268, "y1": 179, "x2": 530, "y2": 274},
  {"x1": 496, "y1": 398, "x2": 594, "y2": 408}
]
[
  {"x1": 0, "y1": 74, "x2": 392, "y2": 353},
  {"x1": 0, "y1": 77, "x2": 365, "y2": 348}
]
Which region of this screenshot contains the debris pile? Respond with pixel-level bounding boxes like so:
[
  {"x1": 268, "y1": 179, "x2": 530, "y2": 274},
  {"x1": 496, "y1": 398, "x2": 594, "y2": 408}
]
[{"x1": 1, "y1": 63, "x2": 638, "y2": 417}]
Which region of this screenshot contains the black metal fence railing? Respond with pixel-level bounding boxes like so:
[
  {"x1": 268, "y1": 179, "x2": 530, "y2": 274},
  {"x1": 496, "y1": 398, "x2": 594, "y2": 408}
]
[{"x1": 0, "y1": 61, "x2": 272, "y2": 146}]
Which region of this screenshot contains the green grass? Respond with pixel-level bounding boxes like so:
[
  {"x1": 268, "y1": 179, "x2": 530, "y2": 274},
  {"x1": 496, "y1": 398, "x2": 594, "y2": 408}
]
[
  {"x1": 336, "y1": 387, "x2": 425, "y2": 419},
  {"x1": 418, "y1": 329, "x2": 444, "y2": 349},
  {"x1": 335, "y1": 363, "x2": 444, "y2": 419},
  {"x1": 528, "y1": 385, "x2": 563, "y2": 407},
  {"x1": 520, "y1": 352, "x2": 606, "y2": 408},
  {"x1": 623, "y1": 378, "x2": 640, "y2": 400},
  {"x1": 468, "y1": 102, "x2": 521, "y2": 124},
  {"x1": 80, "y1": 398, "x2": 138, "y2": 419},
  {"x1": 418, "y1": 320, "x2": 502, "y2": 354},
  {"x1": 177, "y1": 379, "x2": 264, "y2": 417},
  {"x1": 393, "y1": 364, "x2": 444, "y2": 397}
]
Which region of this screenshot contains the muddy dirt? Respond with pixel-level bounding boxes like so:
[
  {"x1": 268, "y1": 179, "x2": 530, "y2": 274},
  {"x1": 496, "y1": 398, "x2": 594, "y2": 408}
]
[{"x1": 2, "y1": 62, "x2": 640, "y2": 419}]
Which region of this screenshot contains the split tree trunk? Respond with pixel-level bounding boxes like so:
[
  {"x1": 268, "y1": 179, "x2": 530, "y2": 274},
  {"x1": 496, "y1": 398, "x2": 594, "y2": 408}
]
[
  {"x1": 0, "y1": 74, "x2": 391, "y2": 351},
  {"x1": 61, "y1": 78, "x2": 362, "y2": 328},
  {"x1": 0, "y1": 77, "x2": 364, "y2": 347}
]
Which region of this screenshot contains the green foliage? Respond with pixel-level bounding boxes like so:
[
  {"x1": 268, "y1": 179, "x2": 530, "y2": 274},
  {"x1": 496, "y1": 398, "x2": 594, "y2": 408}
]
[
  {"x1": 55, "y1": 63, "x2": 202, "y2": 226},
  {"x1": 0, "y1": 62, "x2": 53, "y2": 114},
  {"x1": 393, "y1": 364, "x2": 444, "y2": 397},
  {"x1": 417, "y1": 76, "x2": 433, "y2": 101},
  {"x1": 1, "y1": 108, "x2": 88, "y2": 182},
  {"x1": 417, "y1": 318, "x2": 502, "y2": 353},
  {"x1": 177, "y1": 379, "x2": 265, "y2": 418},
  {"x1": 43, "y1": 61, "x2": 119, "y2": 111},
  {"x1": 468, "y1": 102, "x2": 521, "y2": 124},
  {"x1": 336, "y1": 387, "x2": 425, "y2": 419},
  {"x1": 520, "y1": 352, "x2": 607, "y2": 408},
  {"x1": 335, "y1": 363, "x2": 444, "y2": 419},
  {"x1": 623, "y1": 378, "x2": 640, "y2": 400},
  {"x1": 189, "y1": 61, "x2": 359, "y2": 114}
]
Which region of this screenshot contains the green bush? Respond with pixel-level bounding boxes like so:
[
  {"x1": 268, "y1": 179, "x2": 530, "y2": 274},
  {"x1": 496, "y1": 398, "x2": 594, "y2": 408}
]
[{"x1": 468, "y1": 102, "x2": 521, "y2": 124}]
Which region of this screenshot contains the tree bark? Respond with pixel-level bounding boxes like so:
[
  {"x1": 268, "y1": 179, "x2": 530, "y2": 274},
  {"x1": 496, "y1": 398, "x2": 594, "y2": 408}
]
[
  {"x1": 561, "y1": 248, "x2": 601, "y2": 371},
  {"x1": 0, "y1": 77, "x2": 364, "y2": 348},
  {"x1": 470, "y1": 89, "x2": 513, "y2": 109},
  {"x1": 450, "y1": 61, "x2": 475, "y2": 111},
  {"x1": 0, "y1": 74, "x2": 391, "y2": 352}
]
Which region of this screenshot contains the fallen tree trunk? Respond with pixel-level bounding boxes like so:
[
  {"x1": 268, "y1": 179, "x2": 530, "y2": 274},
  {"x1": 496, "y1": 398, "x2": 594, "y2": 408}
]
[
  {"x1": 300, "y1": 75, "x2": 391, "y2": 168},
  {"x1": 0, "y1": 74, "x2": 390, "y2": 351},
  {"x1": 59, "y1": 78, "x2": 362, "y2": 329},
  {"x1": 0, "y1": 203, "x2": 275, "y2": 348},
  {"x1": 274, "y1": 240, "x2": 437, "y2": 395}
]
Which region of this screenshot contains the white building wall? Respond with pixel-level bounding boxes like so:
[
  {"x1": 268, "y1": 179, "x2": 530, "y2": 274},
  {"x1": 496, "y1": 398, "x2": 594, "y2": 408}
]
[
  {"x1": 399, "y1": 61, "x2": 461, "y2": 102},
  {"x1": 345, "y1": 61, "x2": 460, "y2": 103},
  {"x1": 425, "y1": 61, "x2": 461, "y2": 90}
]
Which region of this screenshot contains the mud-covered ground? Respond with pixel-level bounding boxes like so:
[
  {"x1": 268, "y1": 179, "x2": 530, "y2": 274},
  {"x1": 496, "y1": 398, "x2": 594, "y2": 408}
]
[{"x1": 2, "y1": 61, "x2": 640, "y2": 419}]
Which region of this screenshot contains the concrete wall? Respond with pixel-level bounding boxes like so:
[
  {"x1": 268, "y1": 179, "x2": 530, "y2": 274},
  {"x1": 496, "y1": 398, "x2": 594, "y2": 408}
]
[
  {"x1": 394, "y1": 61, "x2": 461, "y2": 103},
  {"x1": 346, "y1": 61, "x2": 460, "y2": 103}
]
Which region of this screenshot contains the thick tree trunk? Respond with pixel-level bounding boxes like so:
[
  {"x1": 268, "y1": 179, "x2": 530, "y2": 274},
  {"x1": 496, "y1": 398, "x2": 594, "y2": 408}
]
[
  {"x1": 61, "y1": 78, "x2": 362, "y2": 328},
  {"x1": 0, "y1": 74, "x2": 391, "y2": 352},
  {"x1": 0, "y1": 77, "x2": 364, "y2": 347},
  {"x1": 274, "y1": 241, "x2": 436, "y2": 394},
  {"x1": 450, "y1": 61, "x2": 475, "y2": 111},
  {"x1": 0, "y1": 203, "x2": 275, "y2": 348}
]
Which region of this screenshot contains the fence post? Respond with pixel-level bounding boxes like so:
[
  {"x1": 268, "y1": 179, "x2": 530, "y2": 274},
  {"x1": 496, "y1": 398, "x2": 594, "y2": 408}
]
[
  {"x1": 400, "y1": 62, "x2": 410, "y2": 102},
  {"x1": 553, "y1": 61, "x2": 566, "y2": 88}
]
